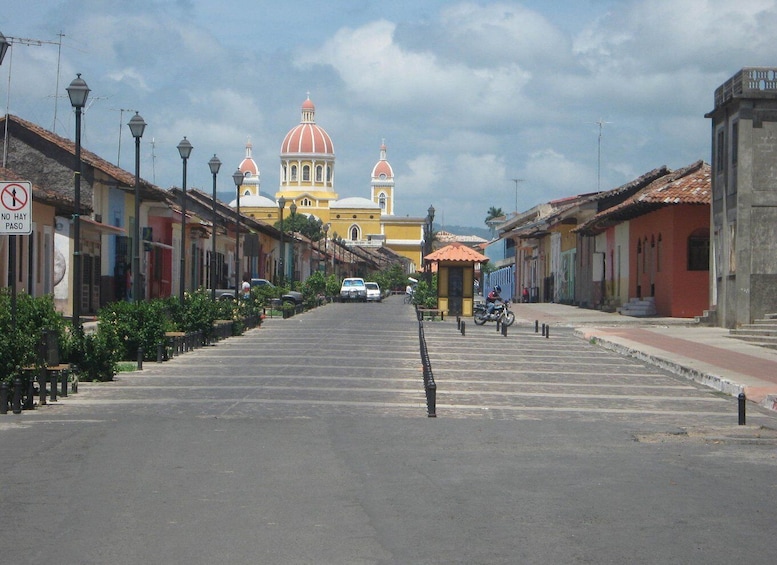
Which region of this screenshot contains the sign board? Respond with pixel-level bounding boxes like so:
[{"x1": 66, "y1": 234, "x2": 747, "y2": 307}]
[{"x1": 0, "y1": 181, "x2": 33, "y2": 235}]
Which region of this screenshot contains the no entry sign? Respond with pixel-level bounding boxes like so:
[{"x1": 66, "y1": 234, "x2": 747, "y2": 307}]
[{"x1": 0, "y1": 181, "x2": 32, "y2": 235}]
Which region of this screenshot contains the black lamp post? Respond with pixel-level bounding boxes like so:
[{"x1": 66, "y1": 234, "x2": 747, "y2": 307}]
[
  {"x1": 208, "y1": 155, "x2": 221, "y2": 301},
  {"x1": 425, "y1": 204, "x2": 435, "y2": 285},
  {"x1": 322, "y1": 222, "x2": 330, "y2": 276},
  {"x1": 128, "y1": 111, "x2": 146, "y2": 302},
  {"x1": 289, "y1": 202, "x2": 297, "y2": 289},
  {"x1": 67, "y1": 74, "x2": 90, "y2": 333},
  {"x1": 177, "y1": 137, "x2": 192, "y2": 302},
  {"x1": 278, "y1": 196, "x2": 286, "y2": 285},
  {"x1": 232, "y1": 169, "x2": 243, "y2": 299},
  {"x1": 0, "y1": 32, "x2": 9, "y2": 66}
]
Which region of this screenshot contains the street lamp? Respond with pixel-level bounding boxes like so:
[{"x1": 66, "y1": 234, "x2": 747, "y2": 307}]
[
  {"x1": 67, "y1": 73, "x2": 90, "y2": 333},
  {"x1": 232, "y1": 169, "x2": 243, "y2": 299},
  {"x1": 0, "y1": 32, "x2": 9, "y2": 66},
  {"x1": 128, "y1": 111, "x2": 146, "y2": 302},
  {"x1": 278, "y1": 196, "x2": 286, "y2": 285},
  {"x1": 425, "y1": 204, "x2": 435, "y2": 285},
  {"x1": 177, "y1": 137, "x2": 193, "y2": 302},
  {"x1": 208, "y1": 155, "x2": 222, "y2": 301},
  {"x1": 322, "y1": 222, "x2": 330, "y2": 276},
  {"x1": 289, "y1": 202, "x2": 297, "y2": 289}
]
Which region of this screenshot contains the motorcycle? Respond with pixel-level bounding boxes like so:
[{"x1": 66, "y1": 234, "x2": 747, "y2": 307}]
[{"x1": 473, "y1": 300, "x2": 516, "y2": 326}]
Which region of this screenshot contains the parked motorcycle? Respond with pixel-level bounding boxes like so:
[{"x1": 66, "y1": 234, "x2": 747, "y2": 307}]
[{"x1": 473, "y1": 300, "x2": 516, "y2": 326}]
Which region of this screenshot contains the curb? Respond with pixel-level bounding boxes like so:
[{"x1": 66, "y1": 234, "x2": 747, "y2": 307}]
[{"x1": 574, "y1": 329, "x2": 777, "y2": 412}]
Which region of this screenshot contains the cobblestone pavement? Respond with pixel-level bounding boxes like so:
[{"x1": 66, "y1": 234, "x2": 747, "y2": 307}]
[{"x1": 30, "y1": 294, "x2": 777, "y2": 430}]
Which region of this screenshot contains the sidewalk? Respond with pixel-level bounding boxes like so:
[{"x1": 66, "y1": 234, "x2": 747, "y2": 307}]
[{"x1": 511, "y1": 302, "x2": 777, "y2": 412}]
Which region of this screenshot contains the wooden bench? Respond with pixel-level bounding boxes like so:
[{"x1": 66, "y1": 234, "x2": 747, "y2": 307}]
[
  {"x1": 21, "y1": 363, "x2": 74, "y2": 405},
  {"x1": 164, "y1": 331, "x2": 186, "y2": 357},
  {"x1": 417, "y1": 308, "x2": 444, "y2": 321}
]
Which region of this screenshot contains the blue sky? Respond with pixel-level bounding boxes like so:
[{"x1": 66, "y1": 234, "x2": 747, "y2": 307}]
[{"x1": 3, "y1": 0, "x2": 776, "y2": 228}]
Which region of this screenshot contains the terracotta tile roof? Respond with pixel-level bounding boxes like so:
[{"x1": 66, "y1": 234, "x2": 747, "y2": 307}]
[
  {"x1": 425, "y1": 241, "x2": 489, "y2": 263},
  {"x1": 0, "y1": 166, "x2": 72, "y2": 208},
  {"x1": 2, "y1": 114, "x2": 169, "y2": 203},
  {"x1": 575, "y1": 161, "x2": 710, "y2": 235}
]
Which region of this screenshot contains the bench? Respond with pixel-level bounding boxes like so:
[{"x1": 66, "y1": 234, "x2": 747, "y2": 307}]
[
  {"x1": 20, "y1": 363, "x2": 74, "y2": 406},
  {"x1": 164, "y1": 332, "x2": 187, "y2": 357},
  {"x1": 417, "y1": 308, "x2": 444, "y2": 321}
]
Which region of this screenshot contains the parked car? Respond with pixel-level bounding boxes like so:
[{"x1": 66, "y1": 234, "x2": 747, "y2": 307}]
[
  {"x1": 365, "y1": 282, "x2": 382, "y2": 302},
  {"x1": 340, "y1": 277, "x2": 367, "y2": 301},
  {"x1": 250, "y1": 278, "x2": 303, "y2": 305}
]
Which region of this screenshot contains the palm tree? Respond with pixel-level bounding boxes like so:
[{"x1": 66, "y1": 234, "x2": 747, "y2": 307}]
[
  {"x1": 485, "y1": 206, "x2": 504, "y2": 239},
  {"x1": 485, "y1": 206, "x2": 504, "y2": 224}
]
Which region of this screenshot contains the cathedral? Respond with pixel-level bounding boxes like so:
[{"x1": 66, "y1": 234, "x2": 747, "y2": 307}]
[{"x1": 230, "y1": 96, "x2": 425, "y2": 271}]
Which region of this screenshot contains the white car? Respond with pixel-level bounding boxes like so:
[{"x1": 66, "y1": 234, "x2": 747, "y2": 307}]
[
  {"x1": 365, "y1": 282, "x2": 382, "y2": 302},
  {"x1": 340, "y1": 277, "x2": 367, "y2": 301}
]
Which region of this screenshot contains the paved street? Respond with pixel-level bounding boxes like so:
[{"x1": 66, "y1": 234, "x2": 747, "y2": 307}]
[{"x1": 3, "y1": 295, "x2": 777, "y2": 564}]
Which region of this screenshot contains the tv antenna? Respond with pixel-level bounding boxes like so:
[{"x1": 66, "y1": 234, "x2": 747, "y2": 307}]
[
  {"x1": 511, "y1": 178, "x2": 524, "y2": 214},
  {"x1": 593, "y1": 119, "x2": 611, "y2": 191},
  {"x1": 110, "y1": 107, "x2": 135, "y2": 167}
]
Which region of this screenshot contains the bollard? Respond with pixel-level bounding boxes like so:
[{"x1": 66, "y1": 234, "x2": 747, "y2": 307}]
[
  {"x1": 461, "y1": 320, "x2": 466, "y2": 336},
  {"x1": 38, "y1": 368, "x2": 47, "y2": 406},
  {"x1": 546, "y1": 325, "x2": 550, "y2": 339},
  {"x1": 496, "y1": 319, "x2": 501, "y2": 333},
  {"x1": 0, "y1": 380, "x2": 8, "y2": 414},
  {"x1": 738, "y1": 392, "x2": 746, "y2": 425},
  {"x1": 501, "y1": 322, "x2": 507, "y2": 337},
  {"x1": 25, "y1": 375, "x2": 35, "y2": 409},
  {"x1": 60, "y1": 370, "x2": 68, "y2": 397},
  {"x1": 535, "y1": 320, "x2": 539, "y2": 333},
  {"x1": 49, "y1": 372, "x2": 58, "y2": 402},
  {"x1": 137, "y1": 347, "x2": 144, "y2": 371},
  {"x1": 157, "y1": 342, "x2": 164, "y2": 363},
  {"x1": 457, "y1": 316, "x2": 461, "y2": 330},
  {"x1": 12, "y1": 375, "x2": 22, "y2": 414},
  {"x1": 426, "y1": 381, "x2": 437, "y2": 417},
  {"x1": 542, "y1": 323, "x2": 546, "y2": 337}
]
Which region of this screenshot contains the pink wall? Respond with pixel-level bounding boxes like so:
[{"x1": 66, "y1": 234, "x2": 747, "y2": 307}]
[{"x1": 629, "y1": 205, "x2": 709, "y2": 318}]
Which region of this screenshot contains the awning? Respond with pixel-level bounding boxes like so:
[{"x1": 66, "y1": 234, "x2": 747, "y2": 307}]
[
  {"x1": 80, "y1": 217, "x2": 126, "y2": 234},
  {"x1": 146, "y1": 240, "x2": 174, "y2": 250}
]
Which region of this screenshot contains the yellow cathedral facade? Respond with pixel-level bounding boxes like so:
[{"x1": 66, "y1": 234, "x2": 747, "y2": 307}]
[{"x1": 230, "y1": 96, "x2": 426, "y2": 271}]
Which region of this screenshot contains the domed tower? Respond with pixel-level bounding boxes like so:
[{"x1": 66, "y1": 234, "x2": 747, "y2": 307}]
[
  {"x1": 371, "y1": 140, "x2": 395, "y2": 215},
  {"x1": 279, "y1": 95, "x2": 337, "y2": 216},
  {"x1": 230, "y1": 139, "x2": 277, "y2": 210},
  {"x1": 235, "y1": 138, "x2": 260, "y2": 197}
]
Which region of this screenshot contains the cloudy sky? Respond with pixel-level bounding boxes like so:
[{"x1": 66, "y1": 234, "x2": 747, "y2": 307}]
[{"x1": 3, "y1": 0, "x2": 775, "y2": 228}]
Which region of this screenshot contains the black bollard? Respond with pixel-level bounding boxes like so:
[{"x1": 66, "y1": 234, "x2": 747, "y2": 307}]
[
  {"x1": 0, "y1": 380, "x2": 8, "y2": 414},
  {"x1": 38, "y1": 368, "x2": 47, "y2": 406},
  {"x1": 157, "y1": 342, "x2": 164, "y2": 363},
  {"x1": 24, "y1": 375, "x2": 35, "y2": 410},
  {"x1": 502, "y1": 322, "x2": 507, "y2": 337},
  {"x1": 542, "y1": 323, "x2": 546, "y2": 337},
  {"x1": 461, "y1": 321, "x2": 466, "y2": 336},
  {"x1": 546, "y1": 325, "x2": 550, "y2": 339},
  {"x1": 738, "y1": 392, "x2": 746, "y2": 425},
  {"x1": 457, "y1": 316, "x2": 461, "y2": 330},
  {"x1": 426, "y1": 381, "x2": 437, "y2": 418},
  {"x1": 137, "y1": 347, "x2": 144, "y2": 371},
  {"x1": 12, "y1": 375, "x2": 22, "y2": 414},
  {"x1": 535, "y1": 320, "x2": 539, "y2": 333},
  {"x1": 49, "y1": 372, "x2": 58, "y2": 402},
  {"x1": 496, "y1": 319, "x2": 501, "y2": 333},
  {"x1": 60, "y1": 371, "x2": 68, "y2": 397}
]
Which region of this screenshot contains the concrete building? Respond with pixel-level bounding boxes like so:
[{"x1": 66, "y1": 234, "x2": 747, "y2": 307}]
[{"x1": 706, "y1": 68, "x2": 777, "y2": 327}]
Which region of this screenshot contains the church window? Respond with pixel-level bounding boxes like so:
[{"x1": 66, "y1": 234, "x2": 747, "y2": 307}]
[
  {"x1": 379, "y1": 193, "x2": 386, "y2": 210},
  {"x1": 379, "y1": 173, "x2": 387, "y2": 180},
  {"x1": 282, "y1": 164, "x2": 287, "y2": 181},
  {"x1": 326, "y1": 165, "x2": 332, "y2": 182},
  {"x1": 301, "y1": 198, "x2": 312, "y2": 207},
  {"x1": 315, "y1": 165, "x2": 323, "y2": 182},
  {"x1": 243, "y1": 189, "x2": 250, "y2": 197},
  {"x1": 291, "y1": 165, "x2": 298, "y2": 181},
  {"x1": 303, "y1": 165, "x2": 310, "y2": 181},
  {"x1": 350, "y1": 226, "x2": 359, "y2": 241}
]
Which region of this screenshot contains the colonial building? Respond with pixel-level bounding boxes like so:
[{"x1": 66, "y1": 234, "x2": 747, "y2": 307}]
[
  {"x1": 706, "y1": 67, "x2": 777, "y2": 327},
  {"x1": 231, "y1": 96, "x2": 425, "y2": 274}
]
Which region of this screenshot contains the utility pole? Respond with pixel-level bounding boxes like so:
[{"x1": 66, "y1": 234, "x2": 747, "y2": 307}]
[
  {"x1": 512, "y1": 178, "x2": 524, "y2": 214},
  {"x1": 594, "y1": 119, "x2": 611, "y2": 191}
]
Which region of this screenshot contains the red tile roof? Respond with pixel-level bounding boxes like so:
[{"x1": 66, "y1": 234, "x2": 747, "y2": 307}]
[
  {"x1": 425, "y1": 242, "x2": 489, "y2": 263},
  {"x1": 575, "y1": 161, "x2": 710, "y2": 235}
]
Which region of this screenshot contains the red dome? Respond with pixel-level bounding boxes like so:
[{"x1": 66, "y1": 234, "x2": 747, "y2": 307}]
[
  {"x1": 281, "y1": 124, "x2": 334, "y2": 155},
  {"x1": 280, "y1": 96, "x2": 334, "y2": 155}
]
